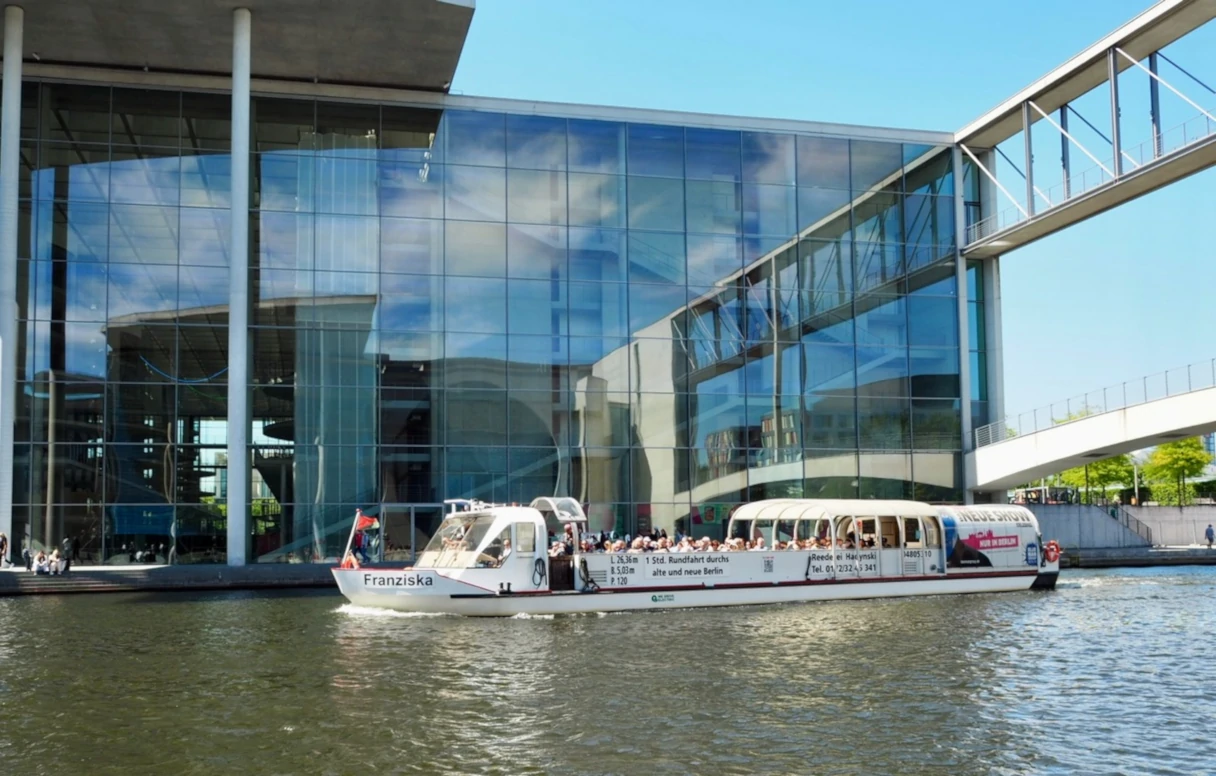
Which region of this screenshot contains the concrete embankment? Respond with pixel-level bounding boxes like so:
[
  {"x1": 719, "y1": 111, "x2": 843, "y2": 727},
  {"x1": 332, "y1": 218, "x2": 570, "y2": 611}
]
[{"x1": 0, "y1": 564, "x2": 338, "y2": 596}]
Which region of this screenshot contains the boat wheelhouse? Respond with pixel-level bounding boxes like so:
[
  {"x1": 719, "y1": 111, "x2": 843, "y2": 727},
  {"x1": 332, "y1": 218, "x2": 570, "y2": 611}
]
[{"x1": 333, "y1": 497, "x2": 1060, "y2": 616}]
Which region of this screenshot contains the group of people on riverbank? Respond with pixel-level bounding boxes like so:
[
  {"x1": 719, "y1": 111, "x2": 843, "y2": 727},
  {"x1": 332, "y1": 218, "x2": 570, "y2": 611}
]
[{"x1": 0, "y1": 534, "x2": 74, "y2": 574}]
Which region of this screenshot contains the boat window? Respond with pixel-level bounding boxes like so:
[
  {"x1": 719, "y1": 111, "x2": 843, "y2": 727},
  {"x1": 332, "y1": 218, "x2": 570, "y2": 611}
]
[
  {"x1": 515, "y1": 522, "x2": 536, "y2": 554},
  {"x1": 751, "y1": 519, "x2": 774, "y2": 544},
  {"x1": 835, "y1": 516, "x2": 857, "y2": 547},
  {"x1": 415, "y1": 514, "x2": 502, "y2": 569},
  {"x1": 856, "y1": 517, "x2": 878, "y2": 548},
  {"x1": 478, "y1": 526, "x2": 513, "y2": 568},
  {"x1": 922, "y1": 517, "x2": 941, "y2": 548},
  {"x1": 877, "y1": 517, "x2": 899, "y2": 549},
  {"x1": 776, "y1": 520, "x2": 796, "y2": 543},
  {"x1": 902, "y1": 517, "x2": 923, "y2": 548}
]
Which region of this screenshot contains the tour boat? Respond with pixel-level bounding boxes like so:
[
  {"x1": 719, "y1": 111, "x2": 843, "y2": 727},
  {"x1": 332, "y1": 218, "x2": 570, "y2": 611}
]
[{"x1": 332, "y1": 497, "x2": 1060, "y2": 617}]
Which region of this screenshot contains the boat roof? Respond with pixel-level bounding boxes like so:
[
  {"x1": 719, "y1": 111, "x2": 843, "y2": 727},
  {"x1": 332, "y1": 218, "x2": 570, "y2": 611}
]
[{"x1": 730, "y1": 499, "x2": 942, "y2": 523}]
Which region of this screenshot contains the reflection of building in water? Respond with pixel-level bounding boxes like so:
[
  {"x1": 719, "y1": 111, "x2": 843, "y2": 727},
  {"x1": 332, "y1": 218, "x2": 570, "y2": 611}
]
[{"x1": 2, "y1": 2, "x2": 992, "y2": 563}]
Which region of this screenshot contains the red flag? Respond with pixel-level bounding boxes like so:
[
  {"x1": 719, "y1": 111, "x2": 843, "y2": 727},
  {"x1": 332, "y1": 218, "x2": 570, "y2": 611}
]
[{"x1": 355, "y1": 513, "x2": 378, "y2": 532}]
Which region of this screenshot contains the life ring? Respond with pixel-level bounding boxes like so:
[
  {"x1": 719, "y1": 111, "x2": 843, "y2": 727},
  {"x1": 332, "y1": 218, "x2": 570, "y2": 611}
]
[{"x1": 1043, "y1": 541, "x2": 1060, "y2": 564}]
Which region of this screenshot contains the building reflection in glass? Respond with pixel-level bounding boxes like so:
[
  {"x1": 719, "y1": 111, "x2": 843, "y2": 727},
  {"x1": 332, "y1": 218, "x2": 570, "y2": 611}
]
[{"x1": 12, "y1": 83, "x2": 962, "y2": 562}]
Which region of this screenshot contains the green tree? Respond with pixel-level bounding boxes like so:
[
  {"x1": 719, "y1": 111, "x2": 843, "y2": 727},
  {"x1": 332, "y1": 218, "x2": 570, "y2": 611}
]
[
  {"x1": 1144, "y1": 437, "x2": 1212, "y2": 507},
  {"x1": 1057, "y1": 454, "x2": 1135, "y2": 504}
]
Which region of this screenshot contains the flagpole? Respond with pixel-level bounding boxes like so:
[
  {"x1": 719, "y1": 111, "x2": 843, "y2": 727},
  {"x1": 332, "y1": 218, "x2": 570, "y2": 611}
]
[{"x1": 341, "y1": 508, "x2": 362, "y2": 566}]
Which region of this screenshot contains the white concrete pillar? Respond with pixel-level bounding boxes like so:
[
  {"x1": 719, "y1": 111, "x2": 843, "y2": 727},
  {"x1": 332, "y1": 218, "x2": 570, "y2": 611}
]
[
  {"x1": 951, "y1": 146, "x2": 974, "y2": 505},
  {"x1": 227, "y1": 7, "x2": 251, "y2": 566},
  {"x1": 0, "y1": 6, "x2": 24, "y2": 556}
]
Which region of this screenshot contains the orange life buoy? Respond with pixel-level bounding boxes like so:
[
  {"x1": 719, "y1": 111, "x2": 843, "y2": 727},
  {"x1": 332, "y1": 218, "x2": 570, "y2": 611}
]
[{"x1": 1043, "y1": 541, "x2": 1060, "y2": 564}]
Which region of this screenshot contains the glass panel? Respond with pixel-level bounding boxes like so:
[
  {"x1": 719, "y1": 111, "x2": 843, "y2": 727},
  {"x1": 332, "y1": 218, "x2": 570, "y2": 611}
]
[
  {"x1": 253, "y1": 98, "x2": 315, "y2": 153},
  {"x1": 506, "y1": 114, "x2": 567, "y2": 170},
  {"x1": 687, "y1": 235, "x2": 742, "y2": 287},
  {"x1": 855, "y1": 346, "x2": 909, "y2": 397},
  {"x1": 743, "y1": 184, "x2": 796, "y2": 237},
  {"x1": 381, "y1": 217, "x2": 443, "y2": 275},
  {"x1": 445, "y1": 277, "x2": 506, "y2": 333},
  {"x1": 969, "y1": 351, "x2": 987, "y2": 402},
  {"x1": 32, "y1": 143, "x2": 111, "y2": 202},
  {"x1": 315, "y1": 215, "x2": 379, "y2": 273},
  {"x1": 685, "y1": 128, "x2": 740, "y2": 182},
  {"x1": 803, "y1": 343, "x2": 855, "y2": 394},
  {"x1": 568, "y1": 173, "x2": 625, "y2": 228},
  {"x1": 797, "y1": 187, "x2": 851, "y2": 232},
  {"x1": 181, "y1": 92, "x2": 232, "y2": 151},
  {"x1": 111, "y1": 88, "x2": 181, "y2": 148},
  {"x1": 568, "y1": 119, "x2": 625, "y2": 174},
  {"x1": 854, "y1": 295, "x2": 908, "y2": 347},
  {"x1": 913, "y1": 452, "x2": 961, "y2": 503},
  {"x1": 742, "y1": 132, "x2": 795, "y2": 185},
  {"x1": 108, "y1": 205, "x2": 179, "y2": 264},
  {"x1": 627, "y1": 176, "x2": 684, "y2": 232},
  {"x1": 908, "y1": 295, "x2": 958, "y2": 348},
  {"x1": 255, "y1": 212, "x2": 313, "y2": 271},
  {"x1": 912, "y1": 399, "x2": 961, "y2": 450},
  {"x1": 446, "y1": 333, "x2": 507, "y2": 387},
  {"x1": 629, "y1": 282, "x2": 686, "y2": 334},
  {"x1": 628, "y1": 232, "x2": 684, "y2": 286},
  {"x1": 796, "y1": 136, "x2": 849, "y2": 189},
  {"x1": 179, "y1": 265, "x2": 229, "y2": 311},
  {"x1": 804, "y1": 449, "x2": 858, "y2": 498},
  {"x1": 909, "y1": 348, "x2": 960, "y2": 398},
  {"x1": 507, "y1": 279, "x2": 568, "y2": 336},
  {"x1": 745, "y1": 343, "x2": 801, "y2": 394},
  {"x1": 905, "y1": 151, "x2": 953, "y2": 196},
  {"x1": 804, "y1": 393, "x2": 856, "y2": 449},
  {"x1": 378, "y1": 274, "x2": 444, "y2": 331},
  {"x1": 685, "y1": 180, "x2": 741, "y2": 235},
  {"x1": 446, "y1": 390, "x2": 508, "y2": 443},
  {"x1": 107, "y1": 264, "x2": 178, "y2": 319},
  {"x1": 256, "y1": 153, "x2": 314, "y2": 212},
  {"x1": 179, "y1": 208, "x2": 230, "y2": 266},
  {"x1": 445, "y1": 221, "x2": 505, "y2": 277},
  {"x1": 445, "y1": 165, "x2": 505, "y2": 222},
  {"x1": 859, "y1": 451, "x2": 913, "y2": 499},
  {"x1": 857, "y1": 397, "x2": 910, "y2": 449},
  {"x1": 968, "y1": 300, "x2": 985, "y2": 350},
  {"x1": 627, "y1": 123, "x2": 683, "y2": 177},
  {"x1": 41, "y1": 84, "x2": 112, "y2": 145},
  {"x1": 507, "y1": 224, "x2": 567, "y2": 280},
  {"x1": 380, "y1": 450, "x2": 443, "y2": 503},
  {"x1": 569, "y1": 227, "x2": 627, "y2": 283},
  {"x1": 381, "y1": 104, "x2": 444, "y2": 162},
  {"x1": 507, "y1": 168, "x2": 567, "y2": 225},
  {"x1": 444, "y1": 110, "x2": 506, "y2": 167},
  {"x1": 850, "y1": 140, "x2": 904, "y2": 192},
  {"x1": 109, "y1": 148, "x2": 181, "y2": 206},
  {"x1": 569, "y1": 282, "x2": 627, "y2": 338},
  {"x1": 379, "y1": 160, "x2": 444, "y2": 219}
]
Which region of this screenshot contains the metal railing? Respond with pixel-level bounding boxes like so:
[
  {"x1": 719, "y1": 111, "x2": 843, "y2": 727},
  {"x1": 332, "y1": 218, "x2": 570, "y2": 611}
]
[
  {"x1": 1113, "y1": 505, "x2": 1155, "y2": 547},
  {"x1": 974, "y1": 356, "x2": 1216, "y2": 448},
  {"x1": 965, "y1": 111, "x2": 1216, "y2": 246}
]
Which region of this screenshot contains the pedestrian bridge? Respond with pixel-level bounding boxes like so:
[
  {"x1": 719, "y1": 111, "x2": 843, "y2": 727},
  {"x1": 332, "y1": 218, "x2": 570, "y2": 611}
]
[{"x1": 967, "y1": 358, "x2": 1216, "y2": 491}]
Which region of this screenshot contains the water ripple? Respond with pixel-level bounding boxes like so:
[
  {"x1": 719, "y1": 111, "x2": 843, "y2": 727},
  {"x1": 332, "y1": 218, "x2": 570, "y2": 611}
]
[{"x1": 1, "y1": 569, "x2": 1215, "y2": 774}]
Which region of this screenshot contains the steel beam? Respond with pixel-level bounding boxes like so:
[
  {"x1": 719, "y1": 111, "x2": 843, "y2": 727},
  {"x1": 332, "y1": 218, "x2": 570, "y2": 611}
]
[
  {"x1": 1109, "y1": 48, "x2": 1123, "y2": 178},
  {"x1": 1150, "y1": 52, "x2": 1162, "y2": 158},
  {"x1": 1022, "y1": 102, "x2": 1035, "y2": 216},
  {"x1": 1060, "y1": 107, "x2": 1072, "y2": 198}
]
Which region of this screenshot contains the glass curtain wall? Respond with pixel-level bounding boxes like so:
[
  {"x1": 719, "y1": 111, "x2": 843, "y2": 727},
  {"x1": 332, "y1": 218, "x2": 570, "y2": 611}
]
[
  {"x1": 14, "y1": 84, "x2": 232, "y2": 563},
  {"x1": 10, "y1": 81, "x2": 962, "y2": 562}
]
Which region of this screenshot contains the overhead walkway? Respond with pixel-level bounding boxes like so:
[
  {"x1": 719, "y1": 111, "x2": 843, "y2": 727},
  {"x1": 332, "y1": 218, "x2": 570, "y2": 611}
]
[
  {"x1": 967, "y1": 358, "x2": 1216, "y2": 491},
  {"x1": 958, "y1": 0, "x2": 1216, "y2": 257}
]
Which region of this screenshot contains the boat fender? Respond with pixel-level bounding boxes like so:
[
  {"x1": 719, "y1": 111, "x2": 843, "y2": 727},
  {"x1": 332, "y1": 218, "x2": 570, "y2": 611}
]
[
  {"x1": 579, "y1": 557, "x2": 600, "y2": 591},
  {"x1": 1043, "y1": 541, "x2": 1060, "y2": 564},
  {"x1": 532, "y1": 558, "x2": 547, "y2": 588}
]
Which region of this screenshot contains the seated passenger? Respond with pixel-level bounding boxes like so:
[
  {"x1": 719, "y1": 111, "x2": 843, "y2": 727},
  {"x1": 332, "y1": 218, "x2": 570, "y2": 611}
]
[
  {"x1": 627, "y1": 538, "x2": 646, "y2": 554},
  {"x1": 751, "y1": 537, "x2": 766, "y2": 551}
]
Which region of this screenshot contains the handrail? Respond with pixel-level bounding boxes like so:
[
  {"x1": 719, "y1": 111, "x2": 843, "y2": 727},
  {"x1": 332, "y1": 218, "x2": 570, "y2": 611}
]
[
  {"x1": 975, "y1": 355, "x2": 1216, "y2": 448},
  {"x1": 1113, "y1": 505, "x2": 1154, "y2": 547}
]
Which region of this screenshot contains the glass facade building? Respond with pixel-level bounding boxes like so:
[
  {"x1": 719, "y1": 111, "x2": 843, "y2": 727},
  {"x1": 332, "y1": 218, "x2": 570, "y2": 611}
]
[{"x1": 4, "y1": 82, "x2": 965, "y2": 563}]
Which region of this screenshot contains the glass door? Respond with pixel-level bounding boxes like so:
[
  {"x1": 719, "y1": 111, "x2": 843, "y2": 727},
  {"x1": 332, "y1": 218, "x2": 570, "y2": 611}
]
[{"x1": 379, "y1": 504, "x2": 447, "y2": 564}]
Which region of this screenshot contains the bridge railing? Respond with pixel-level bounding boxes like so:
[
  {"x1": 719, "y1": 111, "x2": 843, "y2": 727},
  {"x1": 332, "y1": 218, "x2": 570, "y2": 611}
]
[
  {"x1": 965, "y1": 111, "x2": 1216, "y2": 246},
  {"x1": 974, "y1": 356, "x2": 1216, "y2": 448}
]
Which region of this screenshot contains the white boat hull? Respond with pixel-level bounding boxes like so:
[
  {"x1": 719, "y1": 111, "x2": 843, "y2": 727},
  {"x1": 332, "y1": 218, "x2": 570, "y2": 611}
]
[{"x1": 332, "y1": 567, "x2": 1056, "y2": 617}]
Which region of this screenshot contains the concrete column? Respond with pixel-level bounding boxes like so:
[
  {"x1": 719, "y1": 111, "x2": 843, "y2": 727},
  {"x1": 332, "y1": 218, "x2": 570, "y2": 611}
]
[
  {"x1": 952, "y1": 145, "x2": 974, "y2": 505},
  {"x1": 227, "y1": 8, "x2": 251, "y2": 566},
  {"x1": 0, "y1": 6, "x2": 24, "y2": 555},
  {"x1": 983, "y1": 256, "x2": 1005, "y2": 501}
]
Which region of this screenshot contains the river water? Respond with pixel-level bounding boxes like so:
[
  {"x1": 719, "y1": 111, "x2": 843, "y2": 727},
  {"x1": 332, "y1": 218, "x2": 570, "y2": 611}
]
[{"x1": 1, "y1": 567, "x2": 1214, "y2": 775}]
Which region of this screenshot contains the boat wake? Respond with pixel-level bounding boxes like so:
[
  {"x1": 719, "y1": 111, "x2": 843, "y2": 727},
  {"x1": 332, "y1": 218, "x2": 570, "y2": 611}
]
[{"x1": 337, "y1": 604, "x2": 452, "y2": 618}]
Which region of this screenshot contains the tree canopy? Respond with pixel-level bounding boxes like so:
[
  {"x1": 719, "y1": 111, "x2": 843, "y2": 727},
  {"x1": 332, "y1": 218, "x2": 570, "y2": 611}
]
[{"x1": 1144, "y1": 437, "x2": 1212, "y2": 506}]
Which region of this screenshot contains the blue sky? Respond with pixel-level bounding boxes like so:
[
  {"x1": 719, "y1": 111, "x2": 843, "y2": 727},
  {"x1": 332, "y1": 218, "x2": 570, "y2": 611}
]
[{"x1": 451, "y1": 0, "x2": 1216, "y2": 420}]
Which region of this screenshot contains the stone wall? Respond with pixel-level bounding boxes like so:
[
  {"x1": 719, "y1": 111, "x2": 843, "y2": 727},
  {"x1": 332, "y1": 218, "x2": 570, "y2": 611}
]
[{"x1": 1026, "y1": 504, "x2": 1152, "y2": 550}]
